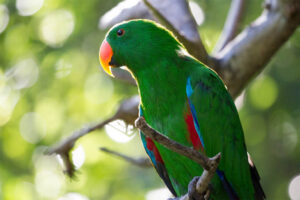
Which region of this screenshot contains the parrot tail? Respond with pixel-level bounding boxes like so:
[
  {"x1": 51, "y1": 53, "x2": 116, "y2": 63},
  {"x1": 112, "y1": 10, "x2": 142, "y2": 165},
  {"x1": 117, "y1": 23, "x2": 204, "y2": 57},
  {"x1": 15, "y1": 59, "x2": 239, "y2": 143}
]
[{"x1": 248, "y1": 153, "x2": 266, "y2": 200}]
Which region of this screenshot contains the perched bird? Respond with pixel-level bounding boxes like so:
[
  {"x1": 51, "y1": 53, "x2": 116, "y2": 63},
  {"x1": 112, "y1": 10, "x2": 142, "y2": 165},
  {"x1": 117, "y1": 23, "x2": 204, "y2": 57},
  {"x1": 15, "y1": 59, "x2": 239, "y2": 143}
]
[{"x1": 99, "y1": 19, "x2": 265, "y2": 200}]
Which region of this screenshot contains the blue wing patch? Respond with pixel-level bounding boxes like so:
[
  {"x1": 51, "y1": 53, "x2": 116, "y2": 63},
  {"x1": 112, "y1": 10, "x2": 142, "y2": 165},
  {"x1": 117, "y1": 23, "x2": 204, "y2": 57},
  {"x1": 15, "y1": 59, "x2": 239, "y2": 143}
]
[
  {"x1": 186, "y1": 77, "x2": 205, "y2": 149},
  {"x1": 186, "y1": 77, "x2": 194, "y2": 98},
  {"x1": 186, "y1": 77, "x2": 239, "y2": 200},
  {"x1": 139, "y1": 106, "x2": 177, "y2": 196}
]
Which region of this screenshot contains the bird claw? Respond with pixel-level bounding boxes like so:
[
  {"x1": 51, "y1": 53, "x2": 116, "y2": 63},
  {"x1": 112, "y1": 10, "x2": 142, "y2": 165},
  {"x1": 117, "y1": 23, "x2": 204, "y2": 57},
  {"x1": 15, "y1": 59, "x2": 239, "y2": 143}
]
[
  {"x1": 188, "y1": 176, "x2": 202, "y2": 200},
  {"x1": 188, "y1": 176, "x2": 210, "y2": 200}
]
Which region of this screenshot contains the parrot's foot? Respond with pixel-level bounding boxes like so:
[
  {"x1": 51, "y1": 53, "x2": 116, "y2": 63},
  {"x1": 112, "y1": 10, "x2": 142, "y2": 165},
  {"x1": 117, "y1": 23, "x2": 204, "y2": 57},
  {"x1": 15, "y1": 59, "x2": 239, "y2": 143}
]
[
  {"x1": 188, "y1": 176, "x2": 210, "y2": 200},
  {"x1": 204, "y1": 189, "x2": 210, "y2": 200}
]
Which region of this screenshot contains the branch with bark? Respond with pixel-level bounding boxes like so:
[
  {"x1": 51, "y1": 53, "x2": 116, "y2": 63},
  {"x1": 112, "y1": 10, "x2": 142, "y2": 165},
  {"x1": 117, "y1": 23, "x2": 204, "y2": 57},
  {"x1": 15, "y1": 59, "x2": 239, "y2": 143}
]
[
  {"x1": 135, "y1": 117, "x2": 221, "y2": 200},
  {"x1": 100, "y1": 147, "x2": 152, "y2": 168},
  {"x1": 213, "y1": 0, "x2": 246, "y2": 52},
  {"x1": 46, "y1": 96, "x2": 139, "y2": 177},
  {"x1": 214, "y1": 0, "x2": 300, "y2": 97},
  {"x1": 99, "y1": 0, "x2": 300, "y2": 98}
]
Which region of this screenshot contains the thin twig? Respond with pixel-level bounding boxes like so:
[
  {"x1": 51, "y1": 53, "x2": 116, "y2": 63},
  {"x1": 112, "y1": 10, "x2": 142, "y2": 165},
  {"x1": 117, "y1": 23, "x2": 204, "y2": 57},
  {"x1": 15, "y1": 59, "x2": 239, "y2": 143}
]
[
  {"x1": 100, "y1": 147, "x2": 152, "y2": 168},
  {"x1": 214, "y1": 0, "x2": 246, "y2": 52},
  {"x1": 142, "y1": 0, "x2": 209, "y2": 64},
  {"x1": 46, "y1": 117, "x2": 116, "y2": 177},
  {"x1": 47, "y1": 118, "x2": 115, "y2": 156},
  {"x1": 46, "y1": 96, "x2": 139, "y2": 177}
]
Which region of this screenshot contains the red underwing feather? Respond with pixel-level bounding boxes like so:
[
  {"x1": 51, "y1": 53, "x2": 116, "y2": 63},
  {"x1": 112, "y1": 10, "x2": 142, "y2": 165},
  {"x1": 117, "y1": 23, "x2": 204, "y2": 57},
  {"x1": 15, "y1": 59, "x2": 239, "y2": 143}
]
[
  {"x1": 184, "y1": 111, "x2": 204, "y2": 151},
  {"x1": 146, "y1": 137, "x2": 164, "y2": 163}
]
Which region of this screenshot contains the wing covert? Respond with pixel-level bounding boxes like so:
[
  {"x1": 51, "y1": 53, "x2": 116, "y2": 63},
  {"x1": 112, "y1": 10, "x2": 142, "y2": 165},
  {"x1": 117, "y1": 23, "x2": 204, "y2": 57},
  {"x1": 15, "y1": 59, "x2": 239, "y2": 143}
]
[
  {"x1": 139, "y1": 106, "x2": 177, "y2": 196},
  {"x1": 187, "y1": 68, "x2": 256, "y2": 199}
]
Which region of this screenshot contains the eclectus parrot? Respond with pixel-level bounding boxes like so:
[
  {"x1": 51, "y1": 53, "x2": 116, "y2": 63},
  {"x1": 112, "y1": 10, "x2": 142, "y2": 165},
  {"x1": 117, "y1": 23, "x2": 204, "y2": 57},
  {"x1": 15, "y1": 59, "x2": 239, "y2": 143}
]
[{"x1": 99, "y1": 19, "x2": 265, "y2": 200}]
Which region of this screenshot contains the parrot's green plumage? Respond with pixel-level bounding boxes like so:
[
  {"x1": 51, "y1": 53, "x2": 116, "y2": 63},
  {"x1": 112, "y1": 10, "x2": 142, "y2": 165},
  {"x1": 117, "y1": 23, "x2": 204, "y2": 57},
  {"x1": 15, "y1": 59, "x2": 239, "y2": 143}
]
[{"x1": 99, "y1": 19, "x2": 265, "y2": 199}]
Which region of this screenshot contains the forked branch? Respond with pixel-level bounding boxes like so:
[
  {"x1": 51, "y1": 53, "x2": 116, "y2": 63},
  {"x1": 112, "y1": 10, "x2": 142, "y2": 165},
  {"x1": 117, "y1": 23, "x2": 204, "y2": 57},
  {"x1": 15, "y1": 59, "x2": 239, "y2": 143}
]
[
  {"x1": 214, "y1": 0, "x2": 246, "y2": 52},
  {"x1": 100, "y1": 147, "x2": 152, "y2": 168},
  {"x1": 142, "y1": 0, "x2": 209, "y2": 64},
  {"x1": 46, "y1": 96, "x2": 139, "y2": 177}
]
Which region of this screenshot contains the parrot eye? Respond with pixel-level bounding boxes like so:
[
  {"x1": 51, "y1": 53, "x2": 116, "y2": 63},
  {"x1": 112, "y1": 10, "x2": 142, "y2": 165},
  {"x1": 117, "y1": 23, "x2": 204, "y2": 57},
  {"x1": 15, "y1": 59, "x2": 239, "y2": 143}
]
[{"x1": 117, "y1": 29, "x2": 125, "y2": 36}]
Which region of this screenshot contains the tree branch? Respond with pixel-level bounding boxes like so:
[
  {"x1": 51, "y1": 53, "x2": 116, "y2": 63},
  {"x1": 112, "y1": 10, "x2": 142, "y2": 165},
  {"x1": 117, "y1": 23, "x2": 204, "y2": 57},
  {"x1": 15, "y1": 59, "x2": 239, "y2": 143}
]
[
  {"x1": 135, "y1": 117, "x2": 211, "y2": 170},
  {"x1": 47, "y1": 118, "x2": 115, "y2": 177},
  {"x1": 99, "y1": 0, "x2": 153, "y2": 30},
  {"x1": 46, "y1": 96, "x2": 139, "y2": 177},
  {"x1": 135, "y1": 117, "x2": 221, "y2": 199},
  {"x1": 213, "y1": 0, "x2": 300, "y2": 98},
  {"x1": 111, "y1": 68, "x2": 136, "y2": 86},
  {"x1": 99, "y1": 0, "x2": 299, "y2": 98},
  {"x1": 142, "y1": 0, "x2": 209, "y2": 64},
  {"x1": 100, "y1": 147, "x2": 152, "y2": 168},
  {"x1": 214, "y1": 0, "x2": 246, "y2": 52}
]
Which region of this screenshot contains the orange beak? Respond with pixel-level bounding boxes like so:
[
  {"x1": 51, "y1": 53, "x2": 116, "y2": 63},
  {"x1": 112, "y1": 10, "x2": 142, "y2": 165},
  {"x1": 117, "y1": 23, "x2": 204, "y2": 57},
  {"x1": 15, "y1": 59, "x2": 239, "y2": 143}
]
[{"x1": 99, "y1": 40, "x2": 113, "y2": 76}]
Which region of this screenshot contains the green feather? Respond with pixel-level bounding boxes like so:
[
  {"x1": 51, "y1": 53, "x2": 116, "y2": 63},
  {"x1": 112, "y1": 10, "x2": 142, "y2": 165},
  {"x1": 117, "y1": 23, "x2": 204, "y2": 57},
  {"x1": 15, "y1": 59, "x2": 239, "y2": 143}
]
[{"x1": 103, "y1": 19, "x2": 263, "y2": 199}]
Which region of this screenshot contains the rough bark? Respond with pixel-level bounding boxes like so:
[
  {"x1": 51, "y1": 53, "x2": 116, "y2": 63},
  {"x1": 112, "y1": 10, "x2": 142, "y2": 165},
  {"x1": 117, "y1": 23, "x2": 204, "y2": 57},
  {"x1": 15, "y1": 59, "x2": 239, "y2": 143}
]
[
  {"x1": 214, "y1": 0, "x2": 300, "y2": 97},
  {"x1": 99, "y1": 0, "x2": 300, "y2": 98}
]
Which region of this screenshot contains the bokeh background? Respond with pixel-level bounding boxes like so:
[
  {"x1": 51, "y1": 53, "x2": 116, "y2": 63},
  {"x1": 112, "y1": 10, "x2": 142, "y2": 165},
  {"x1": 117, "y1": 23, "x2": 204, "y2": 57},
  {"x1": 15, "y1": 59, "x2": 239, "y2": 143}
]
[{"x1": 0, "y1": 0, "x2": 299, "y2": 200}]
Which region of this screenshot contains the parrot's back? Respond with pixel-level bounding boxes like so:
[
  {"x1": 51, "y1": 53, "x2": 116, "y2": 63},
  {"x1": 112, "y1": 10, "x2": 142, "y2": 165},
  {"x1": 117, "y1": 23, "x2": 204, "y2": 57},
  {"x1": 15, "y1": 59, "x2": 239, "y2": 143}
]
[{"x1": 138, "y1": 56, "x2": 265, "y2": 199}]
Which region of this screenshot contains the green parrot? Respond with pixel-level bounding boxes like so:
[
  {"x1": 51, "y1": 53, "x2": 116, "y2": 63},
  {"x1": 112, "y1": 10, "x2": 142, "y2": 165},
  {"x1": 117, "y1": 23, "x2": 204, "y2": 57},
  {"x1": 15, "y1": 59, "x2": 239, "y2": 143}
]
[{"x1": 99, "y1": 19, "x2": 265, "y2": 200}]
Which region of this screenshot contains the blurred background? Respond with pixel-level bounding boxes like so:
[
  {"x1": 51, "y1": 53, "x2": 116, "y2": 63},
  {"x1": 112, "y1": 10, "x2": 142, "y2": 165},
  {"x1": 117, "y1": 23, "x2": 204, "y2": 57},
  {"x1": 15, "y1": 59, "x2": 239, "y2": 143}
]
[{"x1": 0, "y1": 0, "x2": 299, "y2": 199}]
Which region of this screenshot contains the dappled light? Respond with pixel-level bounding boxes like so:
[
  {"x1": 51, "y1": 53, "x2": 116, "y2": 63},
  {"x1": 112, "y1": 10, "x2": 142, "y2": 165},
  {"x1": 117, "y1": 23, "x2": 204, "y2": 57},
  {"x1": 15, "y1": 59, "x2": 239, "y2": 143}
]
[
  {"x1": 249, "y1": 75, "x2": 278, "y2": 110},
  {"x1": 19, "y1": 112, "x2": 46, "y2": 144},
  {"x1": 189, "y1": 1, "x2": 204, "y2": 26},
  {"x1": 0, "y1": 5, "x2": 9, "y2": 34},
  {"x1": 6, "y1": 58, "x2": 39, "y2": 90},
  {"x1": 289, "y1": 175, "x2": 300, "y2": 200},
  {"x1": 35, "y1": 98, "x2": 65, "y2": 135},
  {"x1": 35, "y1": 170, "x2": 64, "y2": 198},
  {"x1": 105, "y1": 120, "x2": 136, "y2": 143},
  {"x1": 16, "y1": 0, "x2": 44, "y2": 16},
  {"x1": 72, "y1": 145, "x2": 86, "y2": 170},
  {"x1": 55, "y1": 58, "x2": 73, "y2": 79},
  {"x1": 39, "y1": 10, "x2": 74, "y2": 47},
  {"x1": 33, "y1": 148, "x2": 65, "y2": 199},
  {"x1": 58, "y1": 193, "x2": 89, "y2": 200},
  {"x1": 146, "y1": 188, "x2": 172, "y2": 200},
  {"x1": 84, "y1": 73, "x2": 114, "y2": 105},
  {"x1": 0, "y1": 0, "x2": 299, "y2": 200},
  {"x1": 0, "y1": 57, "x2": 39, "y2": 125},
  {"x1": 0, "y1": 81, "x2": 20, "y2": 126}
]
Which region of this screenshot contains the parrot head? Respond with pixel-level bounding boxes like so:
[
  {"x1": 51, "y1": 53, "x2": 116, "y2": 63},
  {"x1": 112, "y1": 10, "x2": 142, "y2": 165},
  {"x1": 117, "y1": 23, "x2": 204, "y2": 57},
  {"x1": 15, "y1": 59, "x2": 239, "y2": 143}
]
[{"x1": 99, "y1": 19, "x2": 182, "y2": 77}]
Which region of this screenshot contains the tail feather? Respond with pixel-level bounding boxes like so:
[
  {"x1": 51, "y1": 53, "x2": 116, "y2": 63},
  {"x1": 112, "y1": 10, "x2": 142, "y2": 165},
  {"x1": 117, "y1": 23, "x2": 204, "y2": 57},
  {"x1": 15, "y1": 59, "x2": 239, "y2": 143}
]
[
  {"x1": 248, "y1": 153, "x2": 266, "y2": 200},
  {"x1": 216, "y1": 169, "x2": 240, "y2": 200}
]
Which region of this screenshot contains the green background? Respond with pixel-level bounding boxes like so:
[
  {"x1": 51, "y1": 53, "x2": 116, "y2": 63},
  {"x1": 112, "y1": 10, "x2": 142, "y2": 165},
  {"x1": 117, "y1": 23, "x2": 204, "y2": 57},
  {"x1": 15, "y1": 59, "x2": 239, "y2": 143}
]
[{"x1": 0, "y1": 0, "x2": 299, "y2": 199}]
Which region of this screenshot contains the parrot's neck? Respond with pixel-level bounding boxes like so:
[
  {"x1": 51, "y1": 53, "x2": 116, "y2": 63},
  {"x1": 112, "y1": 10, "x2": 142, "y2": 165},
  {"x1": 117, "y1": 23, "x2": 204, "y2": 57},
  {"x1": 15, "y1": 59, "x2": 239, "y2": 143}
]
[{"x1": 129, "y1": 57, "x2": 189, "y2": 120}]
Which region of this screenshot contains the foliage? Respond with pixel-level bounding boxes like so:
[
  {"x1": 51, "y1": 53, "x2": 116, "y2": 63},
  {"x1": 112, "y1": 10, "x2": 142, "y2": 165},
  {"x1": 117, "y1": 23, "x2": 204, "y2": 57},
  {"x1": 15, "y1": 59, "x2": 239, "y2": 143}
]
[{"x1": 0, "y1": 0, "x2": 299, "y2": 200}]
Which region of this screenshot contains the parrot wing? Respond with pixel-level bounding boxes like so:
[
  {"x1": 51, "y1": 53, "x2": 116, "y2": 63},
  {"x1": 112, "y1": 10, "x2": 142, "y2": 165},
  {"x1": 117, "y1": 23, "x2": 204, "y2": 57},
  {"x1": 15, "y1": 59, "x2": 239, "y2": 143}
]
[
  {"x1": 139, "y1": 107, "x2": 177, "y2": 196},
  {"x1": 186, "y1": 65, "x2": 263, "y2": 199}
]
